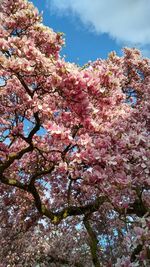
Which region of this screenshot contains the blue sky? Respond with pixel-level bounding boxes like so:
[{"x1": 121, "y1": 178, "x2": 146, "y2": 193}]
[{"x1": 32, "y1": 0, "x2": 150, "y2": 66}]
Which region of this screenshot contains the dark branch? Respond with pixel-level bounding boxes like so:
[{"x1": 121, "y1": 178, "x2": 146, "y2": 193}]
[
  {"x1": 0, "y1": 172, "x2": 107, "y2": 224},
  {"x1": 26, "y1": 112, "x2": 40, "y2": 143},
  {"x1": 131, "y1": 244, "x2": 143, "y2": 262},
  {"x1": 29, "y1": 165, "x2": 55, "y2": 186},
  {"x1": 16, "y1": 73, "x2": 33, "y2": 97},
  {"x1": 126, "y1": 199, "x2": 149, "y2": 217},
  {"x1": 83, "y1": 214, "x2": 102, "y2": 267},
  {"x1": 0, "y1": 144, "x2": 33, "y2": 173}
]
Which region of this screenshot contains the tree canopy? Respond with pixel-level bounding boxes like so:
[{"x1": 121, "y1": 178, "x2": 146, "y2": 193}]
[{"x1": 0, "y1": 0, "x2": 150, "y2": 266}]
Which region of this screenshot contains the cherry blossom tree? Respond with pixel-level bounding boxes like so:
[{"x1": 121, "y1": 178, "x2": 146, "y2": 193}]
[{"x1": 0, "y1": 0, "x2": 150, "y2": 266}]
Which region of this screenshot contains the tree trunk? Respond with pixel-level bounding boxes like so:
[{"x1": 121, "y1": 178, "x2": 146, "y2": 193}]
[{"x1": 83, "y1": 215, "x2": 102, "y2": 267}]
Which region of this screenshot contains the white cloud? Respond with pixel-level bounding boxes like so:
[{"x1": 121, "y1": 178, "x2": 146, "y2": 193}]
[{"x1": 47, "y1": 0, "x2": 150, "y2": 46}]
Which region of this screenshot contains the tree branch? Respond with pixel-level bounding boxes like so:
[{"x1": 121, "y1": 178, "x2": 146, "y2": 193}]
[
  {"x1": 83, "y1": 214, "x2": 102, "y2": 267},
  {"x1": 26, "y1": 112, "x2": 40, "y2": 143},
  {"x1": 29, "y1": 165, "x2": 55, "y2": 186},
  {"x1": 0, "y1": 144, "x2": 33, "y2": 173},
  {"x1": 0, "y1": 172, "x2": 107, "y2": 224},
  {"x1": 16, "y1": 73, "x2": 33, "y2": 97}
]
